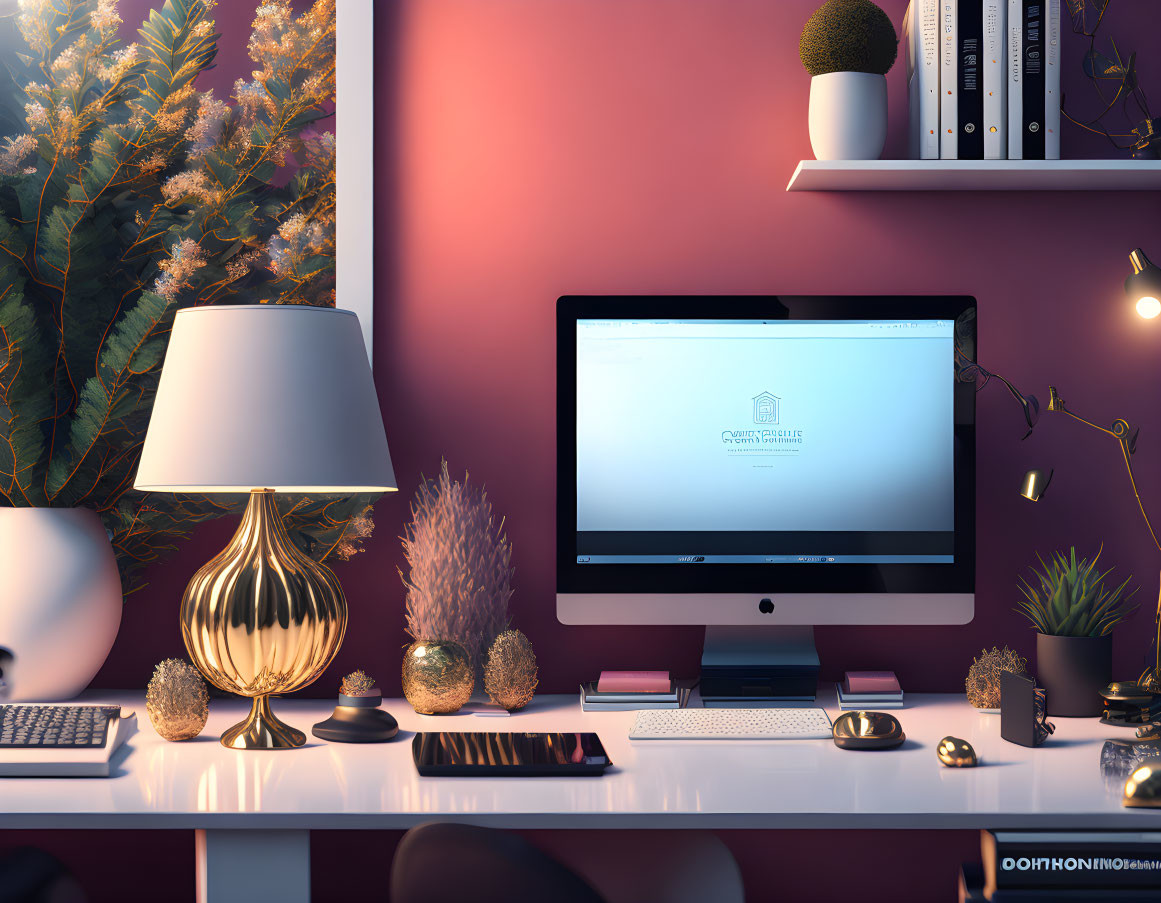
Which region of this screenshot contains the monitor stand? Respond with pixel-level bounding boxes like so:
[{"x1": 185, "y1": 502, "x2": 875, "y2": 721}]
[{"x1": 700, "y1": 626, "x2": 820, "y2": 707}]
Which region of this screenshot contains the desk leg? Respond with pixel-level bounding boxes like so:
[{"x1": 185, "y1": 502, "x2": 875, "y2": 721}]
[{"x1": 196, "y1": 829, "x2": 310, "y2": 903}]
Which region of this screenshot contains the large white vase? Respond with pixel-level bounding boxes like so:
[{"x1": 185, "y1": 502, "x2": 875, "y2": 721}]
[
  {"x1": 0, "y1": 507, "x2": 122, "y2": 701},
  {"x1": 808, "y1": 71, "x2": 888, "y2": 161}
]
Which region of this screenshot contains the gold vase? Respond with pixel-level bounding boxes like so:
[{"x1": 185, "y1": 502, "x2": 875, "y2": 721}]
[{"x1": 181, "y1": 490, "x2": 347, "y2": 749}]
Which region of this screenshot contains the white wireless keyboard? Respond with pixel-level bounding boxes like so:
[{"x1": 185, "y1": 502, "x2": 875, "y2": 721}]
[{"x1": 629, "y1": 707, "x2": 833, "y2": 740}]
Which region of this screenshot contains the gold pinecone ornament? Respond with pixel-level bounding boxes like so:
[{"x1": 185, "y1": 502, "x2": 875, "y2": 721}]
[
  {"x1": 402, "y1": 639, "x2": 474, "y2": 714},
  {"x1": 484, "y1": 629, "x2": 538, "y2": 711},
  {"x1": 146, "y1": 658, "x2": 209, "y2": 741},
  {"x1": 966, "y1": 646, "x2": 1028, "y2": 709},
  {"x1": 341, "y1": 669, "x2": 376, "y2": 696}
]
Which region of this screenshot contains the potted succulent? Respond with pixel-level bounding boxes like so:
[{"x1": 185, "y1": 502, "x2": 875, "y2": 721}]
[
  {"x1": 799, "y1": 0, "x2": 898, "y2": 160},
  {"x1": 1016, "y1": 548, "x2": 1138, "y2": 717}
]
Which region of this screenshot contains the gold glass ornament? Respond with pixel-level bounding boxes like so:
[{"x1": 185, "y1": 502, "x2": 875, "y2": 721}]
[
  {"x1": 402, "y1": 640, "x2": 473, "y2": 714},
  {"x1": 182, "y1": 490, "x2": 346, "y2": 749},
  {"x1": 1123, "y1": 758, "x2": 1161, "y2": 807},
  {"x1": 146, "y1": 658, "x2": 209, "y2": 741},
  {"x1": 483, "y1": 629, "x2": 538, "y2": 711},
  {"x1": 937, "y1": 736, "x2": 978, "y2": 767}
]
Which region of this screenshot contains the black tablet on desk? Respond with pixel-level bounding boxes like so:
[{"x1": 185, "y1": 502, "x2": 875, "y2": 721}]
[{"x1": 412, "y1": 731, "x2": 612, "y2": 776}]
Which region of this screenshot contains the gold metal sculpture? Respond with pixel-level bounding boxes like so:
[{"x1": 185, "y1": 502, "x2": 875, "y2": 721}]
[
  {"x1": 1123, "y1": 758, "x2": 1161, "y2": 808},
  {"x1": 182, "y1": 490, "x2": 347, "y2": 749},
  {"x1": 402, "y1": 640, "x2": 474, "y2": 714},
  {"x1": 937, "y1": 736, "x2": 978, "y2": 767},
  {"x1": 966, "y1": 646, "x2": 1028, "y2": 709}
]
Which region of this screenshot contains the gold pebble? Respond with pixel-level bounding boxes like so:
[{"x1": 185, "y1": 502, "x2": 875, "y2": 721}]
[{"x1": 937, "y1": 736, "x2": 978, "y2": 767}]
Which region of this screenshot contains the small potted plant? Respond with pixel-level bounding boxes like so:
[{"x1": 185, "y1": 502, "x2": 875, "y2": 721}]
[
  {"x1": 799, "y1": 0, "x2": 898, "y2": 160},
  {"x1": 1016, "y1": 547, "x2": 1138, "y2": 717}
]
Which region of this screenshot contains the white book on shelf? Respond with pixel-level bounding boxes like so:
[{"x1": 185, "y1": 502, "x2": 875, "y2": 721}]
[
  {"x1": 904, "y1": 1, "x2": 920, "y2": 158},
  {"x1": 1007, "y1": 0, "x2": 1023, "y2": 158},
  {"x1": 940, "y1": 0, "x2": 958, "y2": 158},
  {"x1": 905, "y1": 0, "x2": 941, "y2": 159},
  {"x1": 1045, "y1": 0, "x2": 1061, "y2": 159},
  {"x1": 983, "y1": 0, "x2": 1006, "y2": 158}
]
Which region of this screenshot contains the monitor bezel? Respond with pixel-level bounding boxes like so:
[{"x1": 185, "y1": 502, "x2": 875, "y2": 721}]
[{"x1": 556, "y1": 295, "x2": 976, "y2": 596}]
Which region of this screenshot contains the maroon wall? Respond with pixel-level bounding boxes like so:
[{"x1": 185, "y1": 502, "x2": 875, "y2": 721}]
[
  {"x1": 98, "y1": 0, "x2": 1161, "y2": 700},
  {"x1": 18, "y1": 2, "x2": 1157, "y2": 902}
]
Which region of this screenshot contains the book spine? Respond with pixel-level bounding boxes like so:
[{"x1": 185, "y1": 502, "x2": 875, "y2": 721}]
[
  {"x1": 1007, "y1": 0, "x2": 1022, "y2": 157},
  {"x1": 920, "y1": 0, "x2": 941, "y2": 158},
  {"x1": 983, "y1": 0, "x2": 1006, "y2": 157},
  {"x1": 941, "y1": 0, "x2": 958, "y2": 158},
  {"x1": 983, "y1": 834, "x2": 1161, "y2": 889},
  {"x1": 1021, "y1": 0, "x2": 1045, "y2": 158},
  {"x1": 957, "y1": 0, "x2": 984, "y2": 158},
  {"x1": 904, "y1": 1, "x2": 919, "y2": 159},
  {"x1": 1045, "y1": 0, "x2": 1060, "y2": 158}
]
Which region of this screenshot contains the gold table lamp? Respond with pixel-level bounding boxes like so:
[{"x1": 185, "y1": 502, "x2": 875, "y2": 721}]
[{"x1": 135, "y1": 305, "x2": 395, "y2": 749}]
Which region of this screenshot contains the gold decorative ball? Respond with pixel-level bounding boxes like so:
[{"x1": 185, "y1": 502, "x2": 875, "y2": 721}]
[
  {"x1": 966, "y1": 646, "x2": 1027, "y2": 709},
  {"x1": 402, "y1": 640, "x2": 474, "y2": 714},
  {"x1": 484, "y1": 629, "x2": 538, "y2": 711},
  {"x1": 146, "y1": 658, "x2": 209, "y2": 741}
]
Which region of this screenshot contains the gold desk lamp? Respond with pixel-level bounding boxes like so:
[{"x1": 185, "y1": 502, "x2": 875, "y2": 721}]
[
  {"x1": 134, "y1": 305, "x2": 395, "y2": 749},
  {"x1": 963, "y1": 249, "x2": 1161, "y2": 713}
]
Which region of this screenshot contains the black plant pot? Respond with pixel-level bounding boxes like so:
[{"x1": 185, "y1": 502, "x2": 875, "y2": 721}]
[{"x1": 1036, "y1": 633, "x2": 1112, "y2": 717}]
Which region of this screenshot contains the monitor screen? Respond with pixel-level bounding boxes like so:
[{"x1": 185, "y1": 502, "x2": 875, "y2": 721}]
[
  {"x1": 556, "y1": 296, "x2": 975, "y2": 602},
  {"x1": 575, "y1": 318, "x2": 954, "y2": 566}
]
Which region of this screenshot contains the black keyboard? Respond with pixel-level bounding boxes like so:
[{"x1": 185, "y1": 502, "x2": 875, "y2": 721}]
[{"x1": 0, "y1": 705, "x2": 121, "y2": 748}]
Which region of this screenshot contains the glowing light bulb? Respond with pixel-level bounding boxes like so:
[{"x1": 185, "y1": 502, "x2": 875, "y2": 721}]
[{"x1": 1137, "y1": 296, "x2": 1161, "y2": 319}]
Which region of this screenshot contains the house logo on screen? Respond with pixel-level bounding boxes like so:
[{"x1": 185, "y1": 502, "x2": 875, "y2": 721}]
[
  {"x1": 752, "y1": 392, "x2": 780, "y2": 424},
  {"x1": 721, "y1": 390, "x2": 804, "y2": 453}
]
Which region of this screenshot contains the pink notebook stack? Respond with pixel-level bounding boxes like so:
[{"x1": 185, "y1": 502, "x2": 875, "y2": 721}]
[
  {"x1": 596, "y1": 670, "x2": 671, "y2": 693},
  {"x1": 581, "y1": 671, "x2": 690, "y2": 711},
  {"x1": 836, "y1": 670, "x2": 904, "y2": 710}
]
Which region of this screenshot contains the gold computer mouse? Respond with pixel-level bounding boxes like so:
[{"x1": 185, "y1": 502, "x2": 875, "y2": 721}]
[{"x1": 832, "y1": 711, "x2": 905, "y2": 750}]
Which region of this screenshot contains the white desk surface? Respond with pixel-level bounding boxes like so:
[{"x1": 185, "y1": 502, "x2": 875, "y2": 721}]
[{"x1": 1, "y1": 690, "x2": 1158, "y2": 831}]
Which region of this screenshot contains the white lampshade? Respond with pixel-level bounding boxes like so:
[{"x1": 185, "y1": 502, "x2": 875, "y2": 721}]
[{"x1": 135, "y1": 305, "x2": 395, "y2": 493}]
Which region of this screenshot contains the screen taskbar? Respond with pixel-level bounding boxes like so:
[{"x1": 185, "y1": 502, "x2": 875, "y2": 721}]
[{"x1": 576, "y1": 554, "x2": 955, "y2": 564}]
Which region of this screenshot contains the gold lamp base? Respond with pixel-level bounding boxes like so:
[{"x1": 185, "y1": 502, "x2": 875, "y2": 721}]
[
  {"x1": 221, "y1": 696, "x2": 307, "y2": 750},
  {"x1": 181, "y1": 490, "x2": 348, "y2": 751}
]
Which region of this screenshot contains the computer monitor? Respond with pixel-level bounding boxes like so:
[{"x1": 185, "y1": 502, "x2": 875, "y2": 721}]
[{"x1": 556, "y1": 296, "x2": 975, "y2": 704}]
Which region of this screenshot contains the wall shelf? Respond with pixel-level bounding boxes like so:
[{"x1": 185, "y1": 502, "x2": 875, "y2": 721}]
[{"x1": 786, "y1": 159, "x2": 1161, "y2": 192}]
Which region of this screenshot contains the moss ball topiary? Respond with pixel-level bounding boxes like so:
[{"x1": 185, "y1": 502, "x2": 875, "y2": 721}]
[{"x1": 800, "y1": 0, "x2": 898, "y2": 77}]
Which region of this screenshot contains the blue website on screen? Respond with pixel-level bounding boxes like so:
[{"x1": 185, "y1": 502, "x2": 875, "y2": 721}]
[{"x1": 575, "y1": 319, "x2": 955, "y2": 565}]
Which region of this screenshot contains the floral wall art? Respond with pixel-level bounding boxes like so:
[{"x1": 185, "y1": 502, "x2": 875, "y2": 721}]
[{"x1": 0, "y1": 0, "x2": 376, "y2": 593}]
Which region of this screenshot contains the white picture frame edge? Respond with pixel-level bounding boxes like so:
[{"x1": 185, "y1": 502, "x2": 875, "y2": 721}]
[{"x1": 336, "y1": 0, "x2": 375, "y2": 365}]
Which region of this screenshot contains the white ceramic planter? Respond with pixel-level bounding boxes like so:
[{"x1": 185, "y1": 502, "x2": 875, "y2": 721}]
[
  {"x1": 0, "y1": 507, "x2": 122, "y2": 701},
  {"x1": 808, "y1": 71, "x2": 888, "y2": 161}
]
